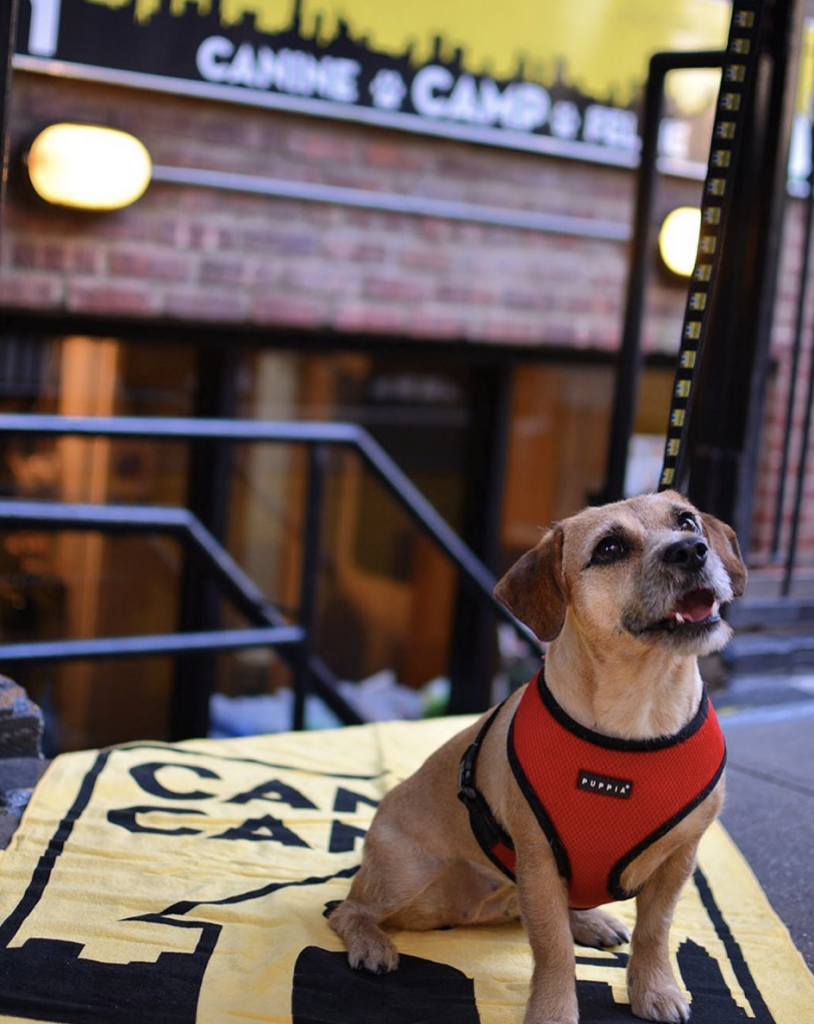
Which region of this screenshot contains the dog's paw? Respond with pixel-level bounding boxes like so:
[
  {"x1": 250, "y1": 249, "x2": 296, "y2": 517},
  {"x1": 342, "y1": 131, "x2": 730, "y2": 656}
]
[
  {"x1": 347, "y1": 933, "x2": 400, "y2": 974},
  {"x1": 570, "y1": 908, "x2": 630, "y2": 949},
  {"x1": 630, "y1": 984, "x2": 690, "y2": 1023}
]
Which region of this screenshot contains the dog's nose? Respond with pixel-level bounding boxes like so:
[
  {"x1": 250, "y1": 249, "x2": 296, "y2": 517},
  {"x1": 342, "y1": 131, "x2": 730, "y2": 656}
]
[{"x1": 662, "y1": 536, "x2": 708, "y2": 570}]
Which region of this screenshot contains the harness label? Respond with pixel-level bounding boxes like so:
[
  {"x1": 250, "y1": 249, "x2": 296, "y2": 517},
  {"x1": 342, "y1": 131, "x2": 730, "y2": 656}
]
[{"x1": 576, "y1": 770, "x2": 633, "y2": 799}]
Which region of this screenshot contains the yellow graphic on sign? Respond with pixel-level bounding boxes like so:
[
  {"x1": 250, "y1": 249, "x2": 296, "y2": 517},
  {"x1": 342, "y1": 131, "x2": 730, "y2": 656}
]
[
  {"x1": 301, "y1": 0, "x2": 730, "y2": 105},
  {"x1": 82, "y1": 0, "x2": 730, "y2": 109},
  {"x1": 797, "y1": 21, "x2": 814, "y2": 112}
]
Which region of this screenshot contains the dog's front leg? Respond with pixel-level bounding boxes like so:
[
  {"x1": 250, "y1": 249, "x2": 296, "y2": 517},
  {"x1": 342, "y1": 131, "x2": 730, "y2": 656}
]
[
  {"x1": 516, "y1": 839, "x2": 578, "y2": 1024},
  {"x1": 627, "y1": 839, "x2": 699, "y2": 1023}
]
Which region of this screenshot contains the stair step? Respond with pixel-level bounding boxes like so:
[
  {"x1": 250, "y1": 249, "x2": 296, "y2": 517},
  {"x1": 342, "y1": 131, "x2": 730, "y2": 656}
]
[
  {"x1": 728, "y1": 598, "x2": 814, "y2": 630},
  {"x1": 724, "y1": 630, "x2": 814, "y2": 674}
]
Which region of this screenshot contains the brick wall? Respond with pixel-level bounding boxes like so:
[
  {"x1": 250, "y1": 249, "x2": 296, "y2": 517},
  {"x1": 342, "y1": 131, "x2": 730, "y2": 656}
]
[
  {"x1": 1, "y1": 69, "x2": 812, "y2": 562},
  {"x1": 749, "y1": 200, "x2": 814, "y2": 563},
  {"x1": 0, "y1": 70, "x2": 701, "y2": 350}
]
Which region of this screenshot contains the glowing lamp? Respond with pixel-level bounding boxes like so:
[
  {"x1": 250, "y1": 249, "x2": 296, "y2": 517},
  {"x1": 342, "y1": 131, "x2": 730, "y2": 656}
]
[
  {"x1": 658, "y1": 207, "x2": 702, "y2": 279},
  {"x1": 26, "y1": 124, "x2": 152, "y2": 211}
]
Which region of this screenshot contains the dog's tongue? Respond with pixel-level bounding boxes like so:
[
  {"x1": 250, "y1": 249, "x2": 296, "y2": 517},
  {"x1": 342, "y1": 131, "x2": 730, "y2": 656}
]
[{"x1": 670, "y1": 588, "x2": 716, "y2": 623}]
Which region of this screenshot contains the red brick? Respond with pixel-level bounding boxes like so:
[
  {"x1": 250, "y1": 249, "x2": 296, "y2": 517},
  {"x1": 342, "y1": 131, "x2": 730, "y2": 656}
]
[
  {"x1": 66, "y1": 280, "x2": 159, "y2": 315},
  {"x1": 150, "y1": 218, "x2": 187, "y2": 248},
  {"x1": 438, "y1": 283, "x2": 497, "y2": 306},
  {"x1": 240, "y1": 227, "x2": 318, "y2": 256},
  {"x1": 199, "y1": 258, "x2": 246, "y2": 286},
  {"x1": 91, "y1": 212, "x2": 153, "y2": 243},
  {"x1": 334, "y1": 301, "x2": 407, "y2": 334},
  {"x1": 418, "y1": 218, "x2": 455, "y2": 242},
  {"x1": 363, "y1": 141, "x2": 428, "y2": 171},
  {"x1": 399, "y1": 248, "x2": 450, "y2": 271},
  {"x1": 407, "y1": 310, "x2": 467, "y2": 339},
  {"x1": 164, "y1": 289, "x2": 250, "y2": 322},
  {"x1": 0, "y1": 270, "x2": 63, "y2": 308},
  {"x1": 252, "y1": 294, "x2": 329, "y2": 328},
  {"x1": 278, "y1": 262, "x2": 355, "y2": 296},
  {"x1": 362, "y1": 275, "x2": 433, "y2": 302},
  {"x1": 13, "y1": 240, "x2": 100, "y2": 274},
  {"x1": 286, "y1": 128, "x2": 358, "y2": 162},
  {"x1": 351, "y1": 242, "x2": 388, "y2": 263},
  {"x1": 176, "y1": 219, "x2": 240, "y2": 254},
  {"x1": 109, "y1": 248, "x2": 191, "y2": 281}
]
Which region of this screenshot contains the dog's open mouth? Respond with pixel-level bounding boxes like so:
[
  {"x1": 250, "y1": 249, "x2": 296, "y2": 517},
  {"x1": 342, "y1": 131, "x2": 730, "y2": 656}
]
[{"x1": 648, "y1": 588, "x2": 721, "y2": 633}]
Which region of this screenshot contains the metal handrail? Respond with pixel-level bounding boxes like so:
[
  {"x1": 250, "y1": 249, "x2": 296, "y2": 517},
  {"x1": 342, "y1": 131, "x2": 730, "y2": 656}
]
[
  {"x1": 0, "y1": 414, "x2": 540, "y2": 735},
  {"x1": 0, "y1": 495, "x2": 362, "y2": 727},
  {"x1": 0, "y1": 626, "x2": 305, "y2": 663},
  {"x1": 0, "y1": 498, "x2": 288, "y2": 632},
  {"x1": 0, "y1": 414, "x2": 539, "y2": 644}
]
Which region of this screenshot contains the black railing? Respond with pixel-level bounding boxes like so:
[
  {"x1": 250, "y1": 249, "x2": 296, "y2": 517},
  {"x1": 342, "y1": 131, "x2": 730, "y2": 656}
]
[
  {"x1": 771, "y1": 101, "x2": 814, "y2": 597},
  {"x1": 0, "y1": 413, "x2": 539, "y2": 736},
  {"x1": 601, "y1": 34, "x2": 813, "y2": 622}
]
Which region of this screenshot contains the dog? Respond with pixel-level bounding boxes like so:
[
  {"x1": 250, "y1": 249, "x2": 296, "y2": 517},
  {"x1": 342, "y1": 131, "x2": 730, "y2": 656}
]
[{"x1": 328, "y1": 491, "x2": 746, "y2": 1024}]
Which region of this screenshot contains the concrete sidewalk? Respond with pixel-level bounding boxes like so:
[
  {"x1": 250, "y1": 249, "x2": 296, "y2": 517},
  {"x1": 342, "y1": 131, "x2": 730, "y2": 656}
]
[{"x1": 717, "y1": 675, "x2": 814, "y2": 972}]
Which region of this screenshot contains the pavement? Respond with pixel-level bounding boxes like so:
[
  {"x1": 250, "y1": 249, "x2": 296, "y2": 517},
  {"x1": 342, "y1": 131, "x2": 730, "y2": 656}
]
[{"x1": 715, "y1": 672, "x2": 814, "y2": 971}]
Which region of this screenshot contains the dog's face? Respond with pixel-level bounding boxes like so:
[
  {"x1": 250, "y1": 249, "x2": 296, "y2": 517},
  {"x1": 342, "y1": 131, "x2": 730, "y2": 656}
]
[{"x1": 495, "y1": 491, "x2": 747, "y2": 657}]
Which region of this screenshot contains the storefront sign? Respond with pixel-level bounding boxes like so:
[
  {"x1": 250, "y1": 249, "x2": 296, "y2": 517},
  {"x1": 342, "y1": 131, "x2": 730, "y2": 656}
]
[
  {"x1": 11, "y1": 0, "x2": 813, "y2": 181},
  {"x1": 14, "y1": 0, "x2": 737, "y2": 170}
]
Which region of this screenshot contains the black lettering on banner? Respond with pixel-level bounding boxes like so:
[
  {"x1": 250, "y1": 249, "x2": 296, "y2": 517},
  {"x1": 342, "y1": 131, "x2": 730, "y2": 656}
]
[
  {"x1": 332, "y1": 787, "x2": 380, "y2": 813},
  {"x1": 211, "y1": 814, "x2": 310, "y2": 847},
  {"x1": 226, "y1": 779, "x2": 318, "y2": 809},
  {"x1": 130, "y1": 762, "x2": 220, "y2": 801},
  {"x1": 108, "y1": 805, "x2": 207, "y2": 836},
  {"x1": 328, "y1": 820, "x2": 367, "y2": 854}
]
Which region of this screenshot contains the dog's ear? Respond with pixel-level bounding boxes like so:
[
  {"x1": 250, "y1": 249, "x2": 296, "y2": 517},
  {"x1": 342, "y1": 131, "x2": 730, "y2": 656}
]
[
  {"x1": 701, "y1": 513, "x2": 748, "y2": 598},
  {"x1": 494, "y1": 526, "x2": 566, "y2": 641}
]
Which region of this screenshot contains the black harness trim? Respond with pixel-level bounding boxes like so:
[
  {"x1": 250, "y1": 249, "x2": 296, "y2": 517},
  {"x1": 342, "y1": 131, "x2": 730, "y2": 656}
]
[
  {"x1": 458, "y1": 668, "x2": 727, "y2": 907},
  {"x1": 606, "y1": 748, "x2": 727, "y2": 901},
  {"x1": 456, "y1": 701, "x2": 516, "y2": 881},
  {"x1": 536, "y1": 671, "x2": 711, "y2": 751},
  {"x1": 506, "y1": 705, "x2": 571, "y2": 883}
]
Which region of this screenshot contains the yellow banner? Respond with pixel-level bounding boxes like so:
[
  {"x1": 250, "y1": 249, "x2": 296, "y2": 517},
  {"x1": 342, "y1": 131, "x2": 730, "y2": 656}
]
[{"x1": 0, "y1": 717, "x2": 812, "y2": 1023}]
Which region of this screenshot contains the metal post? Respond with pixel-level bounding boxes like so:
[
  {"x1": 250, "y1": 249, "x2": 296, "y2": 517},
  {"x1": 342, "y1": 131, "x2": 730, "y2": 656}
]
[
  {"x1": 688, "y1": 0, "x2": 803, "y2": 543},
  {"x1": 448, "y1": 362, "x2": 512, "y2": 714},
  {"x1": 782, "y1": 313, "x2": 814, "y2": 595},
  {"x1": 772, "y1": 109, "x2": 814, "y2": 558},
  {"x1": 172, "y1": 348, "x2": 238, "y2": 741},
  {"x1": 598, "y1": 51, "x2": 724, "y2": 503},
  {"x1": 294, "y1": 443, "x2": 326, "y2": 731},
  {"x1": 0, "y1": 0, "x2": 18, "y2": 234}
]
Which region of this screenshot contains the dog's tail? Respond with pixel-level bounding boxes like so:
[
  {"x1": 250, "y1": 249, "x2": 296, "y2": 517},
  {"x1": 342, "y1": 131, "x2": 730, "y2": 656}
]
[{"x1": 327, "y1": 899, "x2": 400, "y2": 974}]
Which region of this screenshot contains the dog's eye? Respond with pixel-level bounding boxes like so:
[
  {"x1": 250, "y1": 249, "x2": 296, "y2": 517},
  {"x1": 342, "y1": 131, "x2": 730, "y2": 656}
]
[
  {"x1": 677, "y1": 512, "x2": 701, "y2": 534},
  {"x1": 591, "y1": 536, "x2": 629, "y2": 565}
]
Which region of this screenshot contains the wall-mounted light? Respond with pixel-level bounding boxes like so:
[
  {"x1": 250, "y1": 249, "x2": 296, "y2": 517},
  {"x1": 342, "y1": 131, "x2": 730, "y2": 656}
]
[
  {"x1": 26, "y1": 124, "x2": 152, "y2": 211},
  {"x1": 658, "y1": 206, "x2": 701, "y2": 279}
]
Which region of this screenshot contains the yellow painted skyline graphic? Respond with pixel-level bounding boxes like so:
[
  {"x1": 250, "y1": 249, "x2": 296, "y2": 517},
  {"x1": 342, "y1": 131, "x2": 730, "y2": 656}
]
[{"x1": 83, "y1": 0, "x2": 731, "y2": 108}]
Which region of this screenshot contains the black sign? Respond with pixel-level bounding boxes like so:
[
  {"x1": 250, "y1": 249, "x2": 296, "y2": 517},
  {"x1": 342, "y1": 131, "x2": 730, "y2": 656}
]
[{"x1": 14, "y1": 0, "x2": 739, "y2": 169}]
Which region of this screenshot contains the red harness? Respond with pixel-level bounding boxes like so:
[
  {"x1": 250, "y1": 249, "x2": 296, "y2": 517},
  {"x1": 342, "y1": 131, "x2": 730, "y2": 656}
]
[{"x1": 458, "y1": 669, "x2": 726, "y2": 909}]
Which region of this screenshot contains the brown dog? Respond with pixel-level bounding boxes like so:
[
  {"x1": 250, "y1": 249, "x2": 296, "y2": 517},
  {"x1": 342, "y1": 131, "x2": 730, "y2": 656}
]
[{"x1": 328, "y1": 491, "x2": 746, "y2": 1024}]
